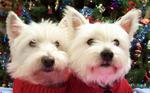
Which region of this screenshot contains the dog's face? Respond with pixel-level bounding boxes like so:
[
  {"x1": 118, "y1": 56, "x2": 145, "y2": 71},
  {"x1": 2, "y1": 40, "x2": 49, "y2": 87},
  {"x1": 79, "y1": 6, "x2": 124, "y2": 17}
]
[
  {"x1": 63, "y1": 6, "x2": 141, "y2": 87},
  {"x1": 6, "y1": 12, "x2": 71, "y2": 85},
  {"x1": 69, "y1": 23, "x2": 132, "y2": 86}
]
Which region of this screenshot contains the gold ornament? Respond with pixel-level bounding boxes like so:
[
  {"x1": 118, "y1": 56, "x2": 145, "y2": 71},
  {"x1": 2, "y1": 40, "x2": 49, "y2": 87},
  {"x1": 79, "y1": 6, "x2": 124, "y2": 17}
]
[
  {"x1": 96, "y1": 4, "x2": 105, "y2": 13},
  {"x1": 55, "y1": 0, "x2": 59, "y2": 11}
]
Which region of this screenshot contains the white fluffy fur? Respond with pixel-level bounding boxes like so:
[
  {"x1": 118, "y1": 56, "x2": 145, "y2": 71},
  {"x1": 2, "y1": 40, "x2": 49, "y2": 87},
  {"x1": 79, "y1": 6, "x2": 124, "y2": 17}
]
[
  {"x1": 116, "y1": 9, "x2": 141, "y2": 40},
  {"x1": 59, "y1": 6, "x2": 89, "y2": 40},
  {"x1": 6, "y1": 11, "x2": 71, "y2": 85},
  {"x1": 63, "y1": 6, "x2": 141, "y2": 87}
]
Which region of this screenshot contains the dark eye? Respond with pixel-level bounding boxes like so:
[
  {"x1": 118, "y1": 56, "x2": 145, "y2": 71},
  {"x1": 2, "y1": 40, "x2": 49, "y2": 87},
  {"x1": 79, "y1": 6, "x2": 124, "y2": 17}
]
[
  {"x1": 29, "y1": 40, "x2": 37, "y2": 47},
  {"x1": 113, "y1": 39, "x2": 119, "y2": 46},
  {"x1": 87, "y1": 38, "x2": 94, "y2": 45},
  {"x1": 54, "y1": 41, "x2": 60, "y2": 47}
]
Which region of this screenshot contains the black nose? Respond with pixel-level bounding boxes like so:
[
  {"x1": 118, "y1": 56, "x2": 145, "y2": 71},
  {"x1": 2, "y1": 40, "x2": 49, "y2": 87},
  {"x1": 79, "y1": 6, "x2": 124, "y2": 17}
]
[
  {"x1": 100, "y1": 49, "x2": 114, "y2": 62},
  {"x1": 41, "y1": 56, "x2": 54, "y2": 68}
]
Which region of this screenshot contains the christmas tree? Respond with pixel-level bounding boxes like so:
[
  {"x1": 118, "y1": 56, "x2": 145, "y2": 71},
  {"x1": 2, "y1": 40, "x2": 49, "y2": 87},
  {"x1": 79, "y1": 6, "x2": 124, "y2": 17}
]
[{"x1": 0, "y1": 0, "x2": 13, "y2": 87}]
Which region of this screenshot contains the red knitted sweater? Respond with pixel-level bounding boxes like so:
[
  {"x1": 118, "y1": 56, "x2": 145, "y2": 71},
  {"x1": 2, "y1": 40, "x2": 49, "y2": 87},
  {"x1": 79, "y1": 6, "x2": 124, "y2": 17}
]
[
  {"x1": 13, "y1": 76, "x2": 133, "y2": 93},
  {"x1": 67, "y1": 76, "x2": 133, "y2": 93},
  {"x1": 13, "y1": 79, "x2": 67, "y2": 93}
]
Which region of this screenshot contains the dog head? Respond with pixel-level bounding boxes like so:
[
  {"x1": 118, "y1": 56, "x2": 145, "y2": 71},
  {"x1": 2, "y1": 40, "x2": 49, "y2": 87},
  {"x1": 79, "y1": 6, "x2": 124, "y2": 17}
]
[
  {"x1": 63, "y1": 6, "x2": 141, "y2": 87},
  {"x1": 6, "y1": 11, "x2": 71, "y2": 86}
]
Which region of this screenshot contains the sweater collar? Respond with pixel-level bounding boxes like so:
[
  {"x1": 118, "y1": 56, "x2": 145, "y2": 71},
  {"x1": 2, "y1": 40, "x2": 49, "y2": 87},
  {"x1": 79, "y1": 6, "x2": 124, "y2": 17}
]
[
  {"x1": 88, "y1": 78, "x2": 125, "y2": 93},
  {"x1": 47, "y1": 81, "x2": 67, "y2": 88}
]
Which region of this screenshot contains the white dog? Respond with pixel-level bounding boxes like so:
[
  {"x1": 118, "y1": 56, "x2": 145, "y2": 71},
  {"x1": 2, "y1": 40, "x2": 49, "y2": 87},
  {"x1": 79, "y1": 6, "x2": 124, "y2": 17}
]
[
  {"x1": 6, "y1": 11, "x2": 71, "y2": 86},
  {"x1": 63, "y1": 6, "x2": 141, "y2": 91}
]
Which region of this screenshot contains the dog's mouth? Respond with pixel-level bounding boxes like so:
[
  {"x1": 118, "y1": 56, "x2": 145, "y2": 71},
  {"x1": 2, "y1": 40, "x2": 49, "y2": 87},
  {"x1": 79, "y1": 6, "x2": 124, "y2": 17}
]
[
  {"x1": 42, "y1": 67, "x2": 54, "y2": 72},
  {"x1": 100, "y1": 63, "x2": 111, "y2": 67},
  {"x1": 100, "y1": 61, "x2": 111, "y2": 67}
]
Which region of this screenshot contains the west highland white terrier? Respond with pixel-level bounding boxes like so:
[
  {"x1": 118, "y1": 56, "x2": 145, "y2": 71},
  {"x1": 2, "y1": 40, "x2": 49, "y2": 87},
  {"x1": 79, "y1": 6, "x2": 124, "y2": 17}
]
[
  {"x1": 63, "y1": 6, "x2": 141, "y2": 90},
  {"x1": 6, "y1": 11, "x2": 71, "y2": 86}
]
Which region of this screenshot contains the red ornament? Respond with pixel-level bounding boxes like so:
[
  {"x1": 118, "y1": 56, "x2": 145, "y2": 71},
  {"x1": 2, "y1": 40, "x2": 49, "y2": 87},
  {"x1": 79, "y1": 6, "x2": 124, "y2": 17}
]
[
  {"x1": 16, "y1": 0, "x2": 22, "y2": 16},
  {"x1": 48, "y1": 5, "x2": 53, "y2": 14},
  {"x1": 16, "y1": 5, "x2": 22, "y2": 16},
  {"x1": 127, "y1": 1, "x2": 137, "y2": 12},
  {"x1": 128, "y1": 1, "x2": 136, "y2": 7},
  {"x1": 140, "y1": 18, "x2": 150, "y2": 24},
  {"x1": 86, "y1": 16, "x2": 101, "y2": 24},
  {"x1": 86, "y1": 16, "x2": 95, "y2": 23}
]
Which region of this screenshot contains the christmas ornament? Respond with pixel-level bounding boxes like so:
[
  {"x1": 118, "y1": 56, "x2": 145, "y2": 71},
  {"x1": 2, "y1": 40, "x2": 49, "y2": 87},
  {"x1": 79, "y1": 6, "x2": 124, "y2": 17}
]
[
  {"x1": 80, "y1": 6, "x2": 93, "y2": 17},
  {"x1": 141, "y1": 0, "x2": 149, "y2": 4},
  {"x1": 2, "y1": 34, "x2": 8, "y2": 44},
  {"x1": 86, "y1": 16, "x2": 94, "y2": 23},
  {"x1": 22, "y1": 7, "x2": 32, "y2": 24},
  {"x1": 131, "y1": 24, "x2": 150, "y2": 46},
  {"x1": 1, "y1": 80, "x2": 7, "y2": 87},
  {"x1": 8, "y1": 82, "x2": 13, "y2": 88},
  {"x1": 140, "y1": 18, "x2": 150, "y2": 24},
  {"x1": 48, "y1": 5, "x2": 53, "y2": 14},
  {"x1": 29, "y1": 1, "x2": 33, "y2": 10},
  {"x1": 127, "y1": 1, "x2": 137, "y2": 11},
  {"x1": 96, "y1": 4, "x2": 105, "y2": 13},
  {"x1": 55, "y1": 0, "x2": 59, "y2": 11},
  {"x1": 16, "y1": 6, "x2": 22, "y2": 16},
  {"x1": 86, "y1": 16, "x2": 101, "y2": 23},
  {"x1": 110, "y1": 0, "x2": 119, "y2": 10}
]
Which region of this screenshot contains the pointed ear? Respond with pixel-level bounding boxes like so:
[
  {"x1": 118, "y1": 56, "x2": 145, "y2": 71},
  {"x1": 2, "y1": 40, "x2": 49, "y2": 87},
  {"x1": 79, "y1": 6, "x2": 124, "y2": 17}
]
[
  {"x1": 58, "y1": 6, "x2": 88, "y2": 31},
  {"x1": 6, "y1": 11, "x2": 26, "y2": 42},
  {"x1": 116, "y1": 9, "x2": 141, "y2": 40}
]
